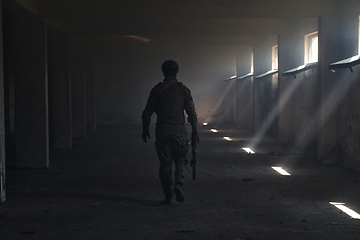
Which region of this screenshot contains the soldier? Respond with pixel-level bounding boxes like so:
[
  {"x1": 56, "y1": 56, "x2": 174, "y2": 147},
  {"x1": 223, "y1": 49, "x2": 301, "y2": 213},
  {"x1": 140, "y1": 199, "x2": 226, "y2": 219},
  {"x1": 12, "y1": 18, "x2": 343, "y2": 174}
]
[{"x1": 142, "y1": 60, "x2": 199, "y2": 204}]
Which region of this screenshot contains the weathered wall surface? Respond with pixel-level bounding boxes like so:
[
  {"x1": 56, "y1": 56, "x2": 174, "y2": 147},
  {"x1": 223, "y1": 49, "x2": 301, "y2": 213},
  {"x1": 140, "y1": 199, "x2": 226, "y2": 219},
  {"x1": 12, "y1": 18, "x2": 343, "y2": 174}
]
[
  {"x1": 317, "y1": 5, "x2": 359, "y2": 164},
  {"x1": 236, "y1": 77, "x2": 253, "y2": 130},
  {"x1": 291, "y1": 68, "x2": 318, "y2": 152},
  {"x1": 3, "y1": 11, "x2": 16, "y2": 168},
  {"x1": 337, "y1": 67, "x2": 360, "y2": 171},
  {"x1": 13, "y1": 14, "x2": 48, "y2": 168},
  {"x1": 94, "y1": 43, "x2": 237, "y2": 126},
  {"x1": 48, "y1": 26, "x2": 71, "y2": 150},
  {"x1": 0, "y1": 0, "x2": 6, "y2": 204},
  {"x1": 254, "y1": 74, "x2": 279, "y2": 139},
  {"x1": 278, "y1": 18, "x2": 317, "y2": 144},
  {"x1": 222, "y1": 79, "x2": 236, "y2": 125}
]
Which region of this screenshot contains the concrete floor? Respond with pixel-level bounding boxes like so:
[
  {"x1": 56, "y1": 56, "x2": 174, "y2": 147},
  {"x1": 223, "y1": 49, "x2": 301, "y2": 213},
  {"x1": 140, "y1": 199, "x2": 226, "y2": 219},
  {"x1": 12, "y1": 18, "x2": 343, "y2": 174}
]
[{"x1": 1, "y1": 124, "x2": 360, "y2": 240}]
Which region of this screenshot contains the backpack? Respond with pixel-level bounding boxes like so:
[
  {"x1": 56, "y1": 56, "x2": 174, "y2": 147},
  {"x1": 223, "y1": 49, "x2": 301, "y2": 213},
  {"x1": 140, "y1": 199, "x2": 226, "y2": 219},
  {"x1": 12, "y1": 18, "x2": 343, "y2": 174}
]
[{"x1": 156, "y1": 81, "x2": 186, "y2": 119}]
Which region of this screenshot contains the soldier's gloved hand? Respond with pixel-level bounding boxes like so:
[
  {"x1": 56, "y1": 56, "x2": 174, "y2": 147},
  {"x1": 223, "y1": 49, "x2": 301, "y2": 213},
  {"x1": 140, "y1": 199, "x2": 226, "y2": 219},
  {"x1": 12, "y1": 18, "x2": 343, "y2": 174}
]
[
  {"x1": 142, "y1": 131, "x2": 150, "y2": 143},
  {"x1": 142, "y1": 125, "x2": 150, "y2": 143}
]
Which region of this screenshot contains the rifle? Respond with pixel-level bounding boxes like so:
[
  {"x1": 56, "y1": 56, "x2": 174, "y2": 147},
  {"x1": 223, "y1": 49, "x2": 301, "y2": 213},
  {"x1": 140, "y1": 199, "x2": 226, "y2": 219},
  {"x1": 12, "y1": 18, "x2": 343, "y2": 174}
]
[{"x1": 191, "y1": 140, "x2": 197, "y2": 180}]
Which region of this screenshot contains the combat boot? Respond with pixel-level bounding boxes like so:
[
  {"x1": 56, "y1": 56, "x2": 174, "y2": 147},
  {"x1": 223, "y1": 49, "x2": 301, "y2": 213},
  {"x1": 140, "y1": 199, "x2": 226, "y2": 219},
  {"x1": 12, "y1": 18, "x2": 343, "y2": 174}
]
[
  {"x1": 163, "y1": 188, "x2": 173, "y2": 204},
  {"x1": 174, "y1": 184, "x2": 185, "y2": 202}
]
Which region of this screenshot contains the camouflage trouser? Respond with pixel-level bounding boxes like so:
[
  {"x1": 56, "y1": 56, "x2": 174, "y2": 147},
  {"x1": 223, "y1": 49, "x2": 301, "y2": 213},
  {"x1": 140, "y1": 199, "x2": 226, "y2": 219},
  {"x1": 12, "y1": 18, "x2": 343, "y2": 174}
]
[{"x1": 155, "y1": 130, "x2": 189, "y2": 191}]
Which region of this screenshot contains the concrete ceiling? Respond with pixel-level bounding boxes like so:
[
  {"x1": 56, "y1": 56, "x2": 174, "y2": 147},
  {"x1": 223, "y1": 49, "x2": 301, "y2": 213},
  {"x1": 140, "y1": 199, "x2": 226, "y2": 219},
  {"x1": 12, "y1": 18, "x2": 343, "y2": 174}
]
[
  {"x1": 4, "y1": 0, "x2": 357, "y2": 50},
  {"x1": 48, "y1": 18, "x2": 288, "y2": 36},
  {"x1": 7, "y1": 0, "x2": 346, "y2": 35},
  {"x1": 37, "y1": 0, "x2": 339, "y2": 19}
]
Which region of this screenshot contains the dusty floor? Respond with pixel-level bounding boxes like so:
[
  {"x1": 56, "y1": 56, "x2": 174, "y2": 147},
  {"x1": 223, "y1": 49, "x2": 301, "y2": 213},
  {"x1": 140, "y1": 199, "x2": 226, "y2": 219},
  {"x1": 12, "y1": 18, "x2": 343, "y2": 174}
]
[{"x1": 1, "y1": 124, "x2": 360, "y2": 240}]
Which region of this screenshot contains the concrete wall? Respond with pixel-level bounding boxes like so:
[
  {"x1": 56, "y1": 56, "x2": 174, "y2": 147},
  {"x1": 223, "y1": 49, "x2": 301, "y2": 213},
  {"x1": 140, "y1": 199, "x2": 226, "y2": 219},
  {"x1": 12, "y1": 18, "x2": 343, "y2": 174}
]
[
  {"x1": 337, "y1": 67, "x2": 360, "y2": 171},
  {"x1": 336, "y1": 9, "x2": 360, "y2": 170},
  {"x1": 0, "y1": 0, "x2": 7, "y2": 204},
  {"x1": 236, "y1": 77, "x2": 254, "y2": 130},
  {"x1": 290, "y1": 68, "x2": 318, "y2": 152},
  {"x1": 48, "y1": 26, "x2": 71, "y2": 150},
  {"x1": 253, "y1": 74, "x2": 279, "y2": 139},
  {"x1": 13, "y1": 14, "x2": 48, "y2": 168},
  {"x1": 278, "y1": 18, "x2": 318, "y2": 144},
  {"x1": 70, "y1": 42, "x2": 86, "y2": 138},
  {"x1": 86, "y1": 57, "x2": 96, "y2": 130},
  {"x1": 93, "y1": 43, "x2": 237, "y2": 126},
  {"x1": 3, "y1": 11, "x2": 16, "y2": 167},
  {"x1": 223, "y1": 79, "x2": 236, "y2": 125},
  {"x1": 317, "y1": 6, "x2": 359, "y2": 164},
  {"x1": 321, "y1": 4, "x2": 360, "y2": 169}
]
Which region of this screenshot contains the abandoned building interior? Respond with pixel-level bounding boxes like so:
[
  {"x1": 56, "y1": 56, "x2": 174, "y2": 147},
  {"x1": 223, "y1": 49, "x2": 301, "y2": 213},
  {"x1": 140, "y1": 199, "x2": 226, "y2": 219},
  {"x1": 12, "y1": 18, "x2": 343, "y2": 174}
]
[{"x1": 1, "y1": 0, "x2": 360, "y2": 239}]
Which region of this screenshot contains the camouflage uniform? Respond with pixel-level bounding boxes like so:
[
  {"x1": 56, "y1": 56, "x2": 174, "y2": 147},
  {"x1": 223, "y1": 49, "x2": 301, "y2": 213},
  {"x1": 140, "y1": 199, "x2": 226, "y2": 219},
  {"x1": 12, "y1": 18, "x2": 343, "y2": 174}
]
[{"x1": 142, "y1": 76, "x2": 197, "y2": 196}]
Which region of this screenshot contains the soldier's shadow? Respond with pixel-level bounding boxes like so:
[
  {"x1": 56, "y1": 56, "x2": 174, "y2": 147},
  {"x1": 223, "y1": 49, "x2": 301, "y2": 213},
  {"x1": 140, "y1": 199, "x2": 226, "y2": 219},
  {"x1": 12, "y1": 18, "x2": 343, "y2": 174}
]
[
  {"x1": 35, "y1": 190, "x2": 167, "y2": 207},
  {"x1": 86, "y1": 193, "x2": 168, "y2": 207},
  {"x1": 118, "y1": 196, "x2": 166, "y2": 207}
]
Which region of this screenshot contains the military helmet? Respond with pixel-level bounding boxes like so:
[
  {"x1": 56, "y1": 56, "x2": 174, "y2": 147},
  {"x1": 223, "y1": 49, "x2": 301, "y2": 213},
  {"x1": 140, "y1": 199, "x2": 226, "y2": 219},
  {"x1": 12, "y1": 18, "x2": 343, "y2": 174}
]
[{"x1": 161, "y1": 60, "x2": 179, "y2": 74}]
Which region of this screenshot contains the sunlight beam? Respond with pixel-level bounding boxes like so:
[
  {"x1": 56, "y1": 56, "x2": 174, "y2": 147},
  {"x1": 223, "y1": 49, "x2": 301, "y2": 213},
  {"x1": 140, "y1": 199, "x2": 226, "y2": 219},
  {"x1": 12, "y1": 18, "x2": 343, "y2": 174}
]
[
  {"x1": 249, "y1": 77, "x2": 303, "y2": 149},
  {"x1": 293, "y1": 71, "x2": 356, "y2": 152},
  {"x1": 205, "y1": 78, "x2": 236, "y2": 124}
]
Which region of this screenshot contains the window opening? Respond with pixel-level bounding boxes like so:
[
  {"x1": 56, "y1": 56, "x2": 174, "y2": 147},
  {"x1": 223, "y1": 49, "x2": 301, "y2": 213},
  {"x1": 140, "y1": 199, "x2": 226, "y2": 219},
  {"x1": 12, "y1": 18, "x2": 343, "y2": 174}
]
[
  {"x1": 304, "y1": 32, "x2": 318, "y2": 64},
  {"x1": 272, "y1": 45, "x2": 278, "y2": 70},
  {"x1": 251, "y1": 52, "x2": 254, "y2": 73}
]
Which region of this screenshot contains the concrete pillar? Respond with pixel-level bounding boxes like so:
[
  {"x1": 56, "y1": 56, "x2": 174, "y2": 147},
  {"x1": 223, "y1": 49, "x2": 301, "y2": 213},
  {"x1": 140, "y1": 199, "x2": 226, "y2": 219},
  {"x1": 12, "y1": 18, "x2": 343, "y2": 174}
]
[
  {"x1": 277, "y1": 20, "x2": 305, "y2": 144},
  {"x1": 235, "y1": 46, "x2": 253, "y2": 130},
  {"x1": 253, "y1": 36, "x2": 272, "y2": 131},
  {"x1": 3, "y1": 11, "x2": 16, "y2": 169},
  {"x1": 253, "y1": 35, "x2": 278, "y2": 138},
  {"x1": 14, "y1": 16, "x2": 48, "y2": 168},
  {"x1": 317, "y1": 16, "x2": 340, "y2": 163},
  {"x1": 48, "y1": 26, "x2": 72, "y2": 150},
  {"x1": 86, "y1": 57, "x2": 96, "y2": 130},
  {"x1": 0, "y1": 0, "x2": 7, "y2": 204},
  {"x1": 70, "y1": 42, "x2": 86, "y2": 139},
  {"x1": 222, "y1": 79, "x2": 236, "y2": 125}
]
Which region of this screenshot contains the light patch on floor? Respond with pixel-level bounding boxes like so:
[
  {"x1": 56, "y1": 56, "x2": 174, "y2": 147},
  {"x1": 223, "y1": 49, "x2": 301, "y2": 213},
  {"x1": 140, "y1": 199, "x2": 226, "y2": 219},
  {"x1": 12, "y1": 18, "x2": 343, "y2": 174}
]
[
  {"x1": 272, "y1": 166, "x2": 291, "y2": 176},
  {"x1": 330, "y1": 202, "x2": 360, "y2": 219},
  {"x1": 242, "y1": 148, "x2": 255, "y2": 154}
]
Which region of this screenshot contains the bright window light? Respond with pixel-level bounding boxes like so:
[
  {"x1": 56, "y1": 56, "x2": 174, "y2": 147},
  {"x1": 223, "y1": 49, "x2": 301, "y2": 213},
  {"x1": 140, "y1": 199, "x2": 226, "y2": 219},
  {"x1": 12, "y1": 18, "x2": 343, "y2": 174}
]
[
  {"x1": 350, "y1": 55, "x2": 360, "y2": 62},
  {"x1": 251, "y1": 52, "x2": 254, "y2": 73},
  {"x1": 242, "y1": 148, "x2": 255, "y2": 154},
  {"x1": 272, "y1": 166, "x2": 291, "y2": 176},
  {"x1": 272, "y1": 45, "x2": 278, "y2": 70},
  {"x1": 330, "y1": 202, "x2": 360, "y2": 219},
  {"x1": 211, "y1": 129, "x2": 218, "y2": 133},
  {"x1": 304, "y1": 32, "x2": 318, "y2": 64},
  {"x1": 223, "y1": 137, "x2": 232, "y2": 141}
]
